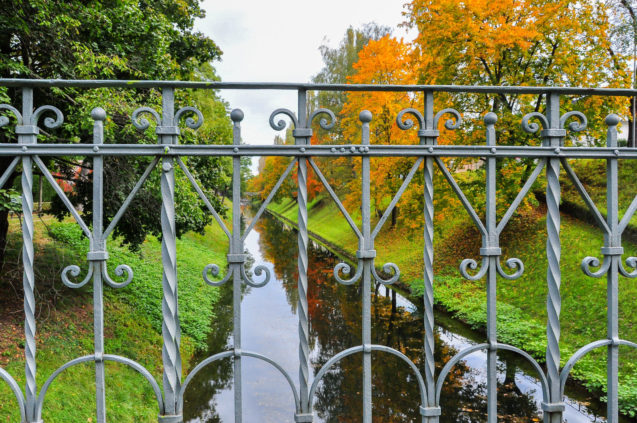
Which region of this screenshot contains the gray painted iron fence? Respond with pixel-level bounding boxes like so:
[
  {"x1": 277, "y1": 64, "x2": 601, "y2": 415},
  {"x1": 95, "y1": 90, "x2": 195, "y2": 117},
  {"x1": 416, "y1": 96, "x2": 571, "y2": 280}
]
[{"x1": 0, "y1": 79, "x2": 636, "y2": 423}]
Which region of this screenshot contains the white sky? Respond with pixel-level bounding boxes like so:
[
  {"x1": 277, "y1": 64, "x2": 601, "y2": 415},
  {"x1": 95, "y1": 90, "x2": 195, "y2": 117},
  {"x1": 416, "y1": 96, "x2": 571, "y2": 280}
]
[{"x1": 195, "y1": 0, "x2": 414, "y2": 156}]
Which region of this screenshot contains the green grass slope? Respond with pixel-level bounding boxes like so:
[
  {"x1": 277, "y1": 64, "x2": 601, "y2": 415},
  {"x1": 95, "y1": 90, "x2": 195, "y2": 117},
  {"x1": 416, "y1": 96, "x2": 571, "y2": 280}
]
[{"x1": 0, "y1": 212, "x2": 229, "y2": 422}]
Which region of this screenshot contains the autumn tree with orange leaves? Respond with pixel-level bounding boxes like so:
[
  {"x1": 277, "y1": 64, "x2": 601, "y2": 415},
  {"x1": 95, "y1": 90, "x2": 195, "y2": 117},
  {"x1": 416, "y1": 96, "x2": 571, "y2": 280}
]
[{"x1": 254, "y1": 0, "x2": 631, "y2": 227}]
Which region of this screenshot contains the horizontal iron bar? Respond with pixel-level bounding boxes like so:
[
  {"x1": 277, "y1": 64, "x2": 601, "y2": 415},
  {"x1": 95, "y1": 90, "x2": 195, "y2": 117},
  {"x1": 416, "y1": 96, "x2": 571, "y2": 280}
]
[
  {"x1": 1, "y1": 79, "x2": 637, "y2": 96},
  {"x1": 5, "y1": 144, "x2": 637, "y2": 159}
]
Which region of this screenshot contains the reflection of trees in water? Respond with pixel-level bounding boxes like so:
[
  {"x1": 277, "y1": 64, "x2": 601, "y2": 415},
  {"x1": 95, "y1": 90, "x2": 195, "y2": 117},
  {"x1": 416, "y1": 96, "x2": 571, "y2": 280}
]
[
  {"x1": 183, "y1": 281, "x2": 234, "y2": 422},
  {"x1": 258, "y1": 215, "x2": 541, "y2": 422}
]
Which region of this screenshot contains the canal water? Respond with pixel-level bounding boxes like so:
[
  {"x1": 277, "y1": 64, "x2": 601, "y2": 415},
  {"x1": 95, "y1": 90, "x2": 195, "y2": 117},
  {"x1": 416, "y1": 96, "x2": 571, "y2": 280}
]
[{"x1": 183, "y1": 212, "x2": 619, "y2": 422}]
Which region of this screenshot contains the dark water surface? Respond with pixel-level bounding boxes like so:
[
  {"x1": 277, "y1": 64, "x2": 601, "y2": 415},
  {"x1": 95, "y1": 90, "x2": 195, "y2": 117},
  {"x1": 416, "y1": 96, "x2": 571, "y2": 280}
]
[{"x1": 183, "y1": 212, "x2": 619, "y2": 423}]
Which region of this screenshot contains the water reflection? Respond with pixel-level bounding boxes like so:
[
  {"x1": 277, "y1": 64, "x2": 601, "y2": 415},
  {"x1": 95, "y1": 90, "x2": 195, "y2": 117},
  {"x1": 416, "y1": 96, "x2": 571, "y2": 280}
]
[{"x1": 183, "y1": 212, "x2": 614, "y2": 422}]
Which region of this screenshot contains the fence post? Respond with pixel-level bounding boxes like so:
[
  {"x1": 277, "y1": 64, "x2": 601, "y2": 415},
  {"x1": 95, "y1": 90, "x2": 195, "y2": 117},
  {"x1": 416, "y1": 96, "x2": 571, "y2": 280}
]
[
  {"x1": 19, "y1": 87, "x2": 38, "y2": 423},
  {"x1": 159, "y1": 87, "x2": 182, "y2": 421},
  {"x1": 359, "y1": 110, "x2": 373, "y2": 423},
  {"x1": 230, "y1": 108, "x2": 244, "y2": 423},
  {"x1": 294, "y1": 89, "x2": 313, "y2": 423},
  {"x1": 543, "y1": 92, "x2": 565, "y2": 423},
  {"x1": 91, "y1": 107, "x2": 107, "y2": 423},
  {"x1": 604, "y1": 114, "x2": 620, "y2": 423},
  {"x1": 484, "y1": 112, "x2": 499, "y2": 423},
  {"x1": 422, "y1": 91, "x2": 439, "y2": 423}
]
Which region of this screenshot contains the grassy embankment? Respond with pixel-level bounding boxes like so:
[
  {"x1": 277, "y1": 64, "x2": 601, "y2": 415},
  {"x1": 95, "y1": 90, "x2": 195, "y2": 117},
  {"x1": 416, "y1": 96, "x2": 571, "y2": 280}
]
[
  {"x1": 267, "y1": 161, "x2": 637, "y2": 418},
  {"x1": 0, "y1": 210, "x2": 230, "y2": 422}
]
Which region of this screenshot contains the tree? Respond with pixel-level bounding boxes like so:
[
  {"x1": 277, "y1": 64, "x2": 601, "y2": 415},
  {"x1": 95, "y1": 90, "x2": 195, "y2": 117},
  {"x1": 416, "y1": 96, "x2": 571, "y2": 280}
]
[
  {"x1": 607, "y1": 0, "x2": 637, "y2": 145},
  {"x1": 339, "y1": 36, "x2": 421, "y2": 227},
  {"x1": 399, "y1": 0, "x2": 630, "y2": 218},
  {"x1": 0, "y1": 0, "x2": 232, "y2": 260},
  {"x1": 308, "y1": 23, "x2": 393, "y2": 208}
]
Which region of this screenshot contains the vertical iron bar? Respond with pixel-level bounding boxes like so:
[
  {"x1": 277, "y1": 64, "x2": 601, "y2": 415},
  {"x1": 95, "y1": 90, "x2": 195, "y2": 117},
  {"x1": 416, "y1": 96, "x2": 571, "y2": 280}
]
[
  {"x1": 20, "y1": 87, "x2": 37, "y2": 423},
  {"x1": 360, "y1": 110, "x2": 373, "y2": 423},
  {"x1": 91, "y1": 108, "x2": 107, "y2": 423},
  {"x1": 296, "y1": 90, "x2": 311, "y2": 418},
  {"x1": 484, "y1": 113, "x2": 498, "y2": 423},
  {"x1": 605, "y1": 115, "x2": 620, "y2": 423},
  {"x1": 544, "y1": 93, "x2": 564, "y2": 423},
  {"x1": 230, "y1": 109, "x2": 243, "y2": 423},
  {"x1": 160, "y1": 88, "x2": 181, "y2": 417},
  {"x1": 422, "y1": 91, "x2": 437, "y2": 423}
]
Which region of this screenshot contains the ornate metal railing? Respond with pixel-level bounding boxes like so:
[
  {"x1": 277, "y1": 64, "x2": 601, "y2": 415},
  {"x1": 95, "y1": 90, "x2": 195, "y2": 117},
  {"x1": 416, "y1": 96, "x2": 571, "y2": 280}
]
[{"x1": 0, "y1": 79, "x2": 636, "y2": 423}]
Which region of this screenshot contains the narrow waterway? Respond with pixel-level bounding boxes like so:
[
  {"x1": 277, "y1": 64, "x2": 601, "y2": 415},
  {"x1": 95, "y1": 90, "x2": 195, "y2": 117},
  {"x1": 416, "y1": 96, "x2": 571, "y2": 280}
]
[{"x1": 183, "y1": 212, "x2": 620, "y2": 422}]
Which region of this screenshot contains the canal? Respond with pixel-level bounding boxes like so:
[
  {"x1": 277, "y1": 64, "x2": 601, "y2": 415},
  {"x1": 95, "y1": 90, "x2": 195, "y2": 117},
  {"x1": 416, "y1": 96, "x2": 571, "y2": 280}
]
[{"x1": 183, "y1": 211, "x2": 619, "y2": 422}]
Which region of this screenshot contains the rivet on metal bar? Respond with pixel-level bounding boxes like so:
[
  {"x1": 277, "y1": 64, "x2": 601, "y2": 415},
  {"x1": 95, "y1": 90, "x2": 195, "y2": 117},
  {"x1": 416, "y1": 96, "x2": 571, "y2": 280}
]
[
  {"x1": 87, "y1": 251, "x2": 109, "y2": 261},
  {"x1": 294, "y1": 413, "x2": 314, "y2": 422},
  {"x1": 15, "y1": 125, "x2": 39, "y2": 135},
  {"x1": 479, "y1": 247, "x2": 501, "y2": 256},
  {"x1": 156, "y1": 126, "x2": 180, "y2": 136},
  {"x1": 540, "y1": 129, "x2": 567, "y2": 138},
  {"x1": 541, "y1": 402, "x2": 566, "y2": 413},
  {"x1": 356, "y1": 249, "x2": 377, "y2": 259},
  {"x1": 227, "y1": 253, "x2": 247, "y2": 264},
  {"x1": 293, "y1": 128, "x2": 312, "y2": 138},
  {"x1": 157, "y1": 415, "x2": 182, "y2": 423},
  {"x1": 418, "y1": 129, "x2": 440, "y2": 138},
  {"x1": 601, "y1": 246, "x2": 624, "y2": 256},
  {"x1": 420, "y1": 406, "x2": 442, "y2": 417},
  {"x1": 94, "y1": 352, "x2": 104, "y2": 363}
]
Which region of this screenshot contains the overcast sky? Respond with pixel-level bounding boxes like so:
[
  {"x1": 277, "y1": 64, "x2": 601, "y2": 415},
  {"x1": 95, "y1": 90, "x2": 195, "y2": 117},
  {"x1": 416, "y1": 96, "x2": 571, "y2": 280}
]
[{"x1": 195, "y1": 0, "x2": 414, "y2": 156}]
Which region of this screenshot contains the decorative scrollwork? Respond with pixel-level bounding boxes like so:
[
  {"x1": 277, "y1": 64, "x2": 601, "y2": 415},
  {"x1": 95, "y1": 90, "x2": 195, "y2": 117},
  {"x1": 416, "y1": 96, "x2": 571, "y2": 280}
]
[
  {"x1": 202, "y1": 263, "x2": 233, "y2": 287},
  {"x1": 396, "y1": 108, "x2": 424, "y2": 130},
  {"x1": 102, "y1": 262, "x2": 134, "y2": 288},
  {"x1": 33, "y1": 105, "x2": 64, "y2": 129},
  {"x1": 459, "y1": 257, "x2": 489, "y2": 281},
  {"x1": 61, "y1": 263, "x2": 94, "y2": 289},
  {"x1": 521, "y1": 110, "x2": 587, "y2": 134},
  {"x1": 309, "y1": 108, "x2": 336, "y2": 130},
  {"x1": 560, "y1": 111, "x2": 587, "y2": 132},
  {"x1": 269, "y1": 108, "x2": 298, "y2": 131},
  {"x1": 619, "y1": 256, "x2": 637, "y2": 278},
  {"x1": 371, "y1": 262, "x2": 400, "y2": 285},
  {"x1": 175, "y1": 106, "x2": 204, "y2": 130},
  {"x1": 240, "y1": 264, "x2": 272, "y2": 288},
  {"x1": 581, "y1": 256, "x2": 612, "y2": 278},
  {"x1": 433, "y1": 108, "x2": 462, "y2": 130},
  {"x1": 521, "y1": 112, "x2": 549, "y2": 134},
  {"x1": 132, "y1": 107, "x2": 161, "y2": 131},
  {"x1": 0, "y1": 105, "x2": 23, "y2": 127},
  {"x1": 496, "y1": 257, "x2": 525, "y2": 280},
  {"x1": 333, "y1": 261, "x2": 363, "y2": 285}
]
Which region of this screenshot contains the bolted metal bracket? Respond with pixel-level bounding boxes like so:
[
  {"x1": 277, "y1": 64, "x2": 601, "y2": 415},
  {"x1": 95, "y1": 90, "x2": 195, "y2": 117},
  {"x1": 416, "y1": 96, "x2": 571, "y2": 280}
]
[
  {"x1": 156, "y1": 126, "x2": 180, "y2": 136},
  {"x1": 480, "y1": 247, "x2": 501, "y2": 256},
  {"x1": 420, "y1": 406, "x2": 442, "y2": 417},
  {"x1": 87, "y1": 251, "x2": 109, "y2": 261},
  {"x1": 157, "y1": 415, "x2": 182, "y2": 423},
  {"x1": 356, "y1": 249, "x2": 376, "y2": 259},
  {"x1": 601, "y1": 246, "x2": 624, "y2": 256},
  {"x1": 16, "y1": 125, "x2": 39, "y2": 136},
  {"x1": 540, "y1": 128, "x2": 566, "y2": 138},
  {"x1": 227, "y1": 253, "x2": 247, "y2": 264},
  {"x1": 294, "y1": 413, "x2": 314, "y2": 422},
  {"x1": 293, "y1": 128, "x2": 312, "y2": 138},
  {"x1": 418, "y1": 129, "x2": 440, "y2": 138},
  {"x1": 541, "y1": 402, "x2": 566, "y2": 413}
]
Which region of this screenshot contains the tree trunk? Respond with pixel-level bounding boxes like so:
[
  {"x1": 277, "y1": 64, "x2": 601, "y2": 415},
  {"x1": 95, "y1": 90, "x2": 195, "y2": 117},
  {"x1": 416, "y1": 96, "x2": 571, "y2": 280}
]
[{"x1": 0, "y1": 209, "x2": 10, "y2": 270}]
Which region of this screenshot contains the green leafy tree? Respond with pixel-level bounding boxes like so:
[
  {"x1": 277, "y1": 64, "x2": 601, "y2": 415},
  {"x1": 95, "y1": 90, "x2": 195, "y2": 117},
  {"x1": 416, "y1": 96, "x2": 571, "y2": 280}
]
[{"x1": 0, "y1": 0, "x2": 233, "y2": 259}]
